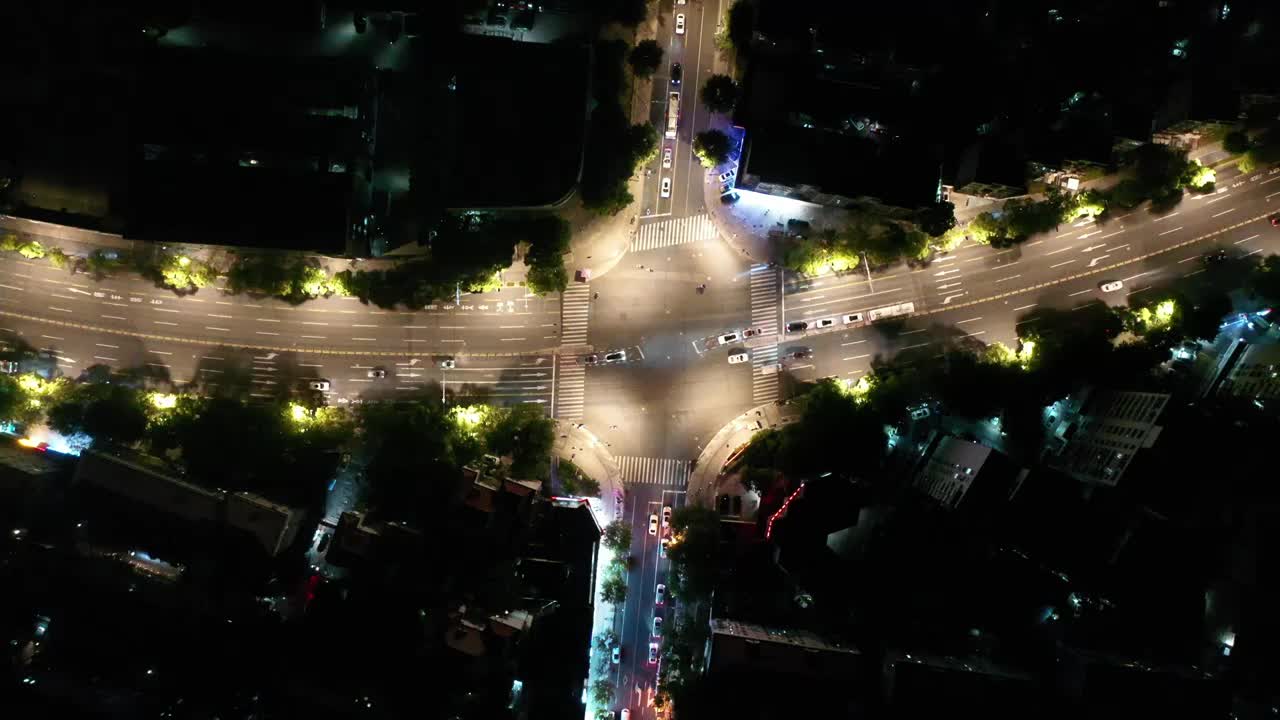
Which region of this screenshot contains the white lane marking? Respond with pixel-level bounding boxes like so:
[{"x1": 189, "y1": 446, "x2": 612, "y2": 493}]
[
  {"x1": 901, "y1": 342, "x2": 931, "y2": 350},
  {"x1": 256, "y1": 331, "x2": 280, "y2": 336},
  {"x1": 1121, "y1": 270, "x2": 1156, "y2": 282},
  {"x1": 1153, "y1": 212, "x2": 1181, "y2": 222},
  {"x1": 1235, "y1": 234, "x2": 1260, "y2": 245},
  {"x1": 352, "y1": 324, "x2": 378, "y2": 328},
  {"x1": 1245, "y1": 248, "x2": 1262, "y2": 257},
  {"x1": 1211, "y1": 208, "x2": 1236, "y2": 218},
  {"x1": 899, "y1": 329, "x2": 927, "y2": 335},
  {"x1": 352, "y1": 337, "x2": 377, "y2": 341},
  {"x1": 51, "y1": 293, "x2": 74, "y2": 300},
  {"x1": 201, "y1": 356, "x2": 224, "y2": 361},
  {"x1": 1013, "y1": 304, "x2": 1036, "y2": 312},
  {"x1": 995, "y1": 274, "x2": 1021, "y2": 283},
  {"x1": 302, "y1": 321, "x2": 329, "y2": 326},
  {"x1": 1050, "y1": 260, "x2": 1076, "y2": 268},
  {"x1": 300, "y1": 335, "x2": 327, "y2": 339},
  {"x1": 1157, "y1": 226, "x2": 1183, "y2": 236},
  {"x1": 840, "y1": 339, "x2": 866, "y2": 346},
  {"x1": 208, "y1": 313, "x2": 233, "y2": 319},
  {"x1": 0, "y1": 283, "x2": 23, "y2": 291},
  {"x1": 102, "y1": 315, "x2": 126, "y2": 320},
  {"x1": 257, "y1": 318, "x2": 280, "y2": 323},
  {"x1": 1068, "y1": 289, "x2": 1093, "y2": 297},
  {"x1": 1097, "y1": 230, "x2": 1125, "y2": 240},
  {"x1": 149, "y1": 350, "x2": 172, "y2": 356},
  {"x1": 956, "y1": 317, "x2": 982, "y2": 324},
  {"x1": 962, "y1": 331, "x2": 986, "y2": 338},
  {"x1": 41, "y1": 334, "x2": 63, "y2": 340},
  {"x1": 500, "y1": 337, "x2": 526, "y2": 341},
  {"x1": 96, "y1": 343, "x2": 119, "y2": 349},
  {"x1": 205, "y1": 326, "x2": 230, "y2": 331},
  {"x1": 153, "y1": 321, "x2": 178, "y2": 326},
  {"x1": 1177, "y1": 255, "x2": 1199, "y2": 264},
  {"x1": 49, "y1": 306, "x2": 72, "y2": 313},
  {"x1": 153, "y1": 308, "x2": 180, "y2": 313},
  {"x1": 93, "y1": 355, "x2": 118, "y2": 362},
  {"x1": 843, "y1": 354, "x2": 870, "y2": 361},
  {"x1": 1206, "y1": 194, "x2": 1230, "y2": 204}
]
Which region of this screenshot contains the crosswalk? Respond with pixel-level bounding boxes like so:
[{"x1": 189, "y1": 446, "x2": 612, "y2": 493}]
[
  {"x1": 751, "y1": 344, "x2": 780, "y2": 404},
  {"x1": 749, "y1": 264, "x2": 780, "y2": 335},
  {"x1": 632, "y1": 213, "x2": 717, "y2": 253},
  {"x1": 560, "y1": 283, "x2": 591, "y2": 347},
  {"x1": 554, "y1": 355, "x2": 585, "y2": 421},
  {"x1": 749, "y1": 264, "x2": 781, "y2": 404},
  {"x1": 617, "y1": 456, "x2": 691, "y2": 487}
]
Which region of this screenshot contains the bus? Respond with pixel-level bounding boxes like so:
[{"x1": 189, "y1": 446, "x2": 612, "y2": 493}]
[
  {"x1": 665, "y1": 92, "x2": 680, "y2": 139},
  {"x1": 867, "y1": 302, "x2": 916, "y2": 322}
]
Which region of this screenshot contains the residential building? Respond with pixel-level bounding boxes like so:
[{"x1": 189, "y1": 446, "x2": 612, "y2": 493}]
[
  {"x1": 1048, "y1": 389, "x2": 1170, "y2": 487},
  {"x1": 913, "y1": 435, "x2": 1029, "y2": 514},
  {"x1": 73, "y1": 449, "x2": 305, "y2": 559},
  {"x1": 705, "y1": 617, "x2": 862, "y2": 676},
  {"x1": 883, "y1": 650, "x2": 1046, "y2": 718},
  {"x1": 1217, "y1": 342, "x2": 1280, "y2": 401}
]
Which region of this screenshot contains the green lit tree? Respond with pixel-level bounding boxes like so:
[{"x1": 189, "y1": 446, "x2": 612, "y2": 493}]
[
  {"x1": 602, "y1": 520, "x2": 632, "y2": 553},
  {"x1": 692, "y1": 129, "x2": 731, "y2": 168}
]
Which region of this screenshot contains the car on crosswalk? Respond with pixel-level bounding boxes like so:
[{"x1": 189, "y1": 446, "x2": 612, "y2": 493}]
[{"x1": 742, "y1": 327, "x2": 763, "y2": 338}]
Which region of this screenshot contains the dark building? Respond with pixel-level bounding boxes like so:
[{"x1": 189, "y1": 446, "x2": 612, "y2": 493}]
[
  {"x1": 913, "y1": 435, "x2": 1028, "y2": 517},
  {"x1": 883, "y1": 650, "x2": 1048, "y2": 719}
]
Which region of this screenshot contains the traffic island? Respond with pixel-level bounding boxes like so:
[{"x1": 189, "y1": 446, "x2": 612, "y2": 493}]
[{"x1": 687, "y1": 402, "x2": 800, "y2": 508}]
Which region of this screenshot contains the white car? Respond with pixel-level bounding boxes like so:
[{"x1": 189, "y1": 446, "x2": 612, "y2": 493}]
[
  {"x1": 675, "y1": 14, "x2": 685, "y2": 34},
  {"x1": 1099, "y1": 280, "x2": 1124, "y2": 293},
  {"x1": 718, "y1": 332, "x2": 740, "y2": 345},
  {"x1": 653, "y1": 615, "x2": 663, "y2": 637},
  {"x1": 367, "y1": 369, "x2": 386, "y2": 379},
  {"x1": 308, "y1": 380, "x2": 331, "y2": 391},
  {"x1": 648, "y1": 642, "x2": 659, "y2": 664},
  {"x1": 842, "y1": 313, "x2": 864, "y2": 324},
  {"x1": 813, "y1": 317, "x2": 836, "y2": 329},
  {"x1": 661, "y1": 177, "x2": 672, "y2": 197},
  {"x1": 604, "y1": 350, "x2": 627, "y2": 364},
  {"x1": 728, "y1": 350, "x2": 749, "y2": 364},
  {"x1": 742, "y1": 327, "x2": 763, "y2": 339},
  {"x1": 662, "y1": 505, "x2": 672, "y2": 528},
  {"x1": 717, "y1": 170, "x2": 736, "y2": 183},
  {"x1": 439, "y1": 359, "x2": 455, "y2": 369},
  {"x1": 660, "y1": 537, "x2": 668, "y2": 558},
  {"x1": 612, "y1": 646, "x2": 621, "y2": 664},
  {"x1": 663, "y1": 147, "x2": 672, "y2": 169},
  {"x1": 656, "y1": 583, "x2": 667, "y2": 605},
  {"x1": 649, "y1": 513, "x2": 659, "y2": 536}
]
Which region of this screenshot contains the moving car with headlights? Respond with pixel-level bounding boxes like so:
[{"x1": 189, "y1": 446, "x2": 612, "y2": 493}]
[
  {"x1": 1099, "y1": 280, "x2": 1124, "y2": 293},
  {"x1": 308, "y1": 380, "x2": 331, "y2": 391}
]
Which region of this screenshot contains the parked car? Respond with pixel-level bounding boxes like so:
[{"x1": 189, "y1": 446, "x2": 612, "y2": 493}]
[
  {"x1": 1099, "y1": 280, "x2": 1124, "y2": 293},
  {"x1": 653, "y1": 616, "x2": 663, "y2": 637},
  {"x1": 367, "y1": 369, "x2": 386, "y2": 379},
  {"x1": 728, "y1": 350, "x2": 749, "y2": 364},
  {"x1": 656, "y1": 583, "x2": 667, "y2": 605},
  {"x1": 842, "y1": 313, "x2": 864, "y2": 324},
  {"x1": 720, "y1": 191, "x2": 740, "y2": 204},
  {"x1": 662, "y1": 505, "x2": 672, "y2": 528},
  {"x1": 717, "y1": 170, "x2": 735, "y2": 183},
  {"x1": 718, "y1": 332, "x2": 740, "y2": 345},
  {"x1": 649, "y1": 513, "x2": 659, "y2": 535},
  {"x1": 812, "y1": 317, "x2": 836, "y2": 329},
  {"x1": 661, "y1": 177, "x2": 672, "y2": 198},
  {"x1": 663, "y1": 147, "x2": 672, "y2": 169},
  {"x1": 671, "y1": 63, "x2": 682, "y2": 86},
  {"x1": 308, "y1": 380, "x2": 331, "y2": 391},
  {"x1": 786, "y1": 321, "x2": 809, "y2": 333},
  {"x1": 648, "y1": 642, "x2": 659, "y2": 664},
  {"x1": 604, "y1": 350, "x2": 627, "y2": 364},
  {"x1": 439, "y1": 358, "x2": 456, "y2": 369},
  {"x1": 675, "y1": 13, "x2": 685, "y2": 34}
]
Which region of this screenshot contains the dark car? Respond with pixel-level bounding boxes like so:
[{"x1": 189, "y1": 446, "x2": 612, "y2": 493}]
[
  {"x1": 1203, "y1": 249, "x2": 1228, "y2": 264},
  {"x1": 720, "y1": 191, "x2": 740, "y2": 204},
  {"x1": 786, "y1": 321, "x2": 809, "y2": 333},
  {"x1": 671, "y1": 63, "x2": 682, "y2": 86},
  {"x1": 1271, "y1": 213, "x2": 1280, "y2": 227}
]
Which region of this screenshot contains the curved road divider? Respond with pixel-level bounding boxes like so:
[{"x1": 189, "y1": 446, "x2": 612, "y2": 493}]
[{"x1": 0, "y1": 309, "x2": 560, "y2": 359}]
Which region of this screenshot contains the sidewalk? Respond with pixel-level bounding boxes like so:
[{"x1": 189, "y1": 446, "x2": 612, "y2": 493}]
[
  {"x1": 552, "y1": 420, "x2": 624, "y2": 513},
  {"x1": 687, "y1": 401, "x2": 800, "y2": 507}
]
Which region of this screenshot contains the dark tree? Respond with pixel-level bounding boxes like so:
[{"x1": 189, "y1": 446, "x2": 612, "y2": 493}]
[
  {"x1": 608, "y1": 0, "x2": 647, "y2": 26},
  {"x1": 484, "y1": 404, "x2": 555, "y2": 480},
  {"x1": 726, "y1": 0, "x2": 755, "y2": 50},
  {"x1": 602, "y1": 520, "x2": 632, "y2": 553},
  {"x1": 1223, "y1": 130, "x2": 1251, "y2": 154},
  {"x1": 667, "y1": 505, "x2": 720, "y2": 599},
  {"x1": 701, "y1": 74, "x2": 738, "y2": 114},
  {"x1": 628, "y1": 39, "x2": 664, "y2": 78},
  {"x1": 48, "y1": 384, "x2": 148, "y2": 447},
  {"x1": 918, "y1": 201, "x2": 956, "y2": 237},
  {"x1": 1179, "y1": 292, "x2": 1232, "y2": 341}
]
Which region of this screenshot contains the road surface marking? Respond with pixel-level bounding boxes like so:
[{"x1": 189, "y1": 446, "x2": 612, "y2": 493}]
[
  {"x1": 352, "y1": 337, "x2": 376, "y2": 341},
  {"x1": 1068, "y1": 289, "x2": 1093, "y2": 297},
  {"x1": 205, "y1": 326, "x2": 230, "y2": 331},
  {"x1": 257, "y1": 318, "x2": 280, "y2": 323},
  {"x1": 844, "y1": 354, "x2": 870, "y2": 361},
  {"x1": 154, "y1": 321, "x2": 178, "y2": 326},
  {"x1": 899, "y1": 329, "x2": 927, "y2": 335},
  {"x1": 1050, "y1": 260, "x2": 1076, "y2": 268},
  {"x1": 300, "y1": 335, "x2": 327, "y2": 339},
  {"x1": 1235, "y1": 234, "x2": 1260, "y2": 244},
  {"x1": 96, "y1": 343, "x2": 118, "y2": 349},
  {"x1": 256, "y1": 331, "x2": 279, "y2": 336},
  {"x1": 1211, "y1": 208, "x2": 1236, "y2": 218},
  {"x1": 840, "y1": 339, "x2": 866, "y2": 346},
  {"x1": 352, "y1": 324, "x2": 378, "y2": 328},
  {"x1": 41, "y1": 334, "x2": 63, "y2": 340},
  {"x1": 1013, "y1": 304, "x2": 1036, "y2": 312},
  {"x1": 201, "y1": 356, "x2": 223, "y2": 361},
  {"x1": 153, "y1": 308, "x2": 179, "y2": 313},
  {"x1": 1157, "y1": 226, "x2": 1183, "y2": 236},
  {"x1": 102, "y1": 315, "x2": 126, "y2": 320},
  {"x1": 93, "y1": 355, "x2": 118, "y2": 362},
  {"x1": 1153, "y1": 212, "x2": 1181, "y2": 222},
  {"x1": 149, "y1": 350, "x2": 172, "y2": 356},
  {"x1": 995, "y1": 274, "x2": 1021, "y2": 283},
  {"x1": 48, "y1": 306, "x2": 71, "y2": 313},
  {"x1": 956, "y1": 317, "x2": 982, "y2": 324},
  {"x1": 208, "y1": 313, "x2": 233, "y2": 318},
  {"x1": 901, "y1": 342, "x2": 931, "y2": 350}
]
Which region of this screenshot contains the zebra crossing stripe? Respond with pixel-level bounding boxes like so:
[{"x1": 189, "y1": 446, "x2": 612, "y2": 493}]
[
  {"x1": 632, "y1": 214, "x2": 717, "y2": 252},
  {"x1": 749, "y1": 264, "x2": 780, "y2": 335},
  {"x1": 554, "y1": 356, "x2": 585, "y2": 421},
  {"x1": 616, "y1": 456, "x2": 691, "y2": 487},
  {"x1": 560, "y1": 284, "x2": 591, "y2": 347},
  {"x1": 752, "y1": 344, "x2": 780, "y2": 404}
]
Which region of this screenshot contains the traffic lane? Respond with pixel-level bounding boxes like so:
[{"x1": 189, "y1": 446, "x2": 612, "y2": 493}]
[
  {"x1": 584, "y1": 347, "x2": 752, "y2": 459},
  {"x1": 674, "y1": 0, "x2": 713, "y2": 219},
  {"x1": 623, "y1": 485, "x2": 664, "y2": 716},
  {"x1": 0, "y1": 257, "x2": 562, "y2": 354}
]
